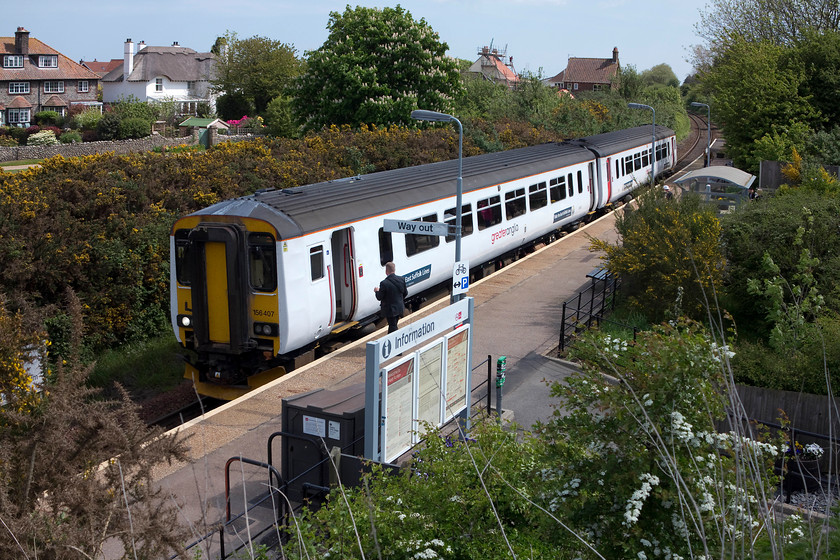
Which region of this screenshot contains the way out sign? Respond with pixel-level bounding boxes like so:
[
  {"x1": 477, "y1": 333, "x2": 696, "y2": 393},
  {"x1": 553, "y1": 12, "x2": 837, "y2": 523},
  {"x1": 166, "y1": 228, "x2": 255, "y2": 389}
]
[
  {"x1": 452, "y1": 260, "x2": 469, "y2": 296},
  {"x1": 383, "y1": 219, "x2": 451, "y2": 237}
]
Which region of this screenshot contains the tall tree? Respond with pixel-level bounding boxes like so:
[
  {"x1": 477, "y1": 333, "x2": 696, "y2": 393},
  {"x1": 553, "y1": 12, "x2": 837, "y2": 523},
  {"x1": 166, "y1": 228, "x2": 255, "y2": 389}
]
[
  {"x1": 696, "y1": 0, "x2": 840, "y2": 50},
  {"x1": 293, "y1": 5, "x2": 462, "y2": 130},
  {"x1": 701, "y1": 36, "x2": 818, "y2": 169},
  {"x1": 212, "y1": 31, "x2": 304, "y2": 116}
]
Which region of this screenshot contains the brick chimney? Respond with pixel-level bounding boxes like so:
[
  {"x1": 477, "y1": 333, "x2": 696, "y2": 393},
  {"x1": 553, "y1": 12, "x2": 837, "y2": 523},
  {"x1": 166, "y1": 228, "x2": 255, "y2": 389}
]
[
  {"x1": 612, "y1": 47, "x2": 619, "y2": 64},
  {"x1": 124, "y1": 38, "x2": 135, "y2": 80},
  {"x1": 15, "y1": 27, "x2": 29, "y2": 55}
]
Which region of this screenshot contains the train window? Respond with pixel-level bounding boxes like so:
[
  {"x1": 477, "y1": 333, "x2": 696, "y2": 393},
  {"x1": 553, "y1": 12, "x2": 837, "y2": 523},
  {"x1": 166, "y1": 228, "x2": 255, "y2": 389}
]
[
  {"x1": 309, "y1": 246, "x2": 324, "y2": 281},
  {"x1": 615, "y1": 159, "x2": 620, "y2": 178},
  {"x1": 634, "y1": 153, "x2": 642, "y2": 171},
  {"x1": 174, "y1": 229, "x2": 191, "y2": 286},
  {"x1": 249, "y1": 233, "x2": 277, "y2": 292},
  {"x1": 577, "y1": 170, "x2": 583, "y2": 194},
  {"x1": 406, "y1": 213, "x2": 440, "y2": 256},
  {"x1": 625, "y1": 155, "x2": 632, "y2": 174},
  {"x1": 378, "y1": 228, "x2": 393, "y2": 266},
  {"x1": 504, "y1": 188, "x2": 527, "y2": 219},
  {"x1": 529, "y1": 182, "x2": 548, "y2": 210},
  {"x1": 642, "y1": 149, "x2": 649, "y2": 168},
  {"x1": 476, "y1": 196, "x2": 502, "y2": 230},
  {"x1": 567, "y1": 173, "x2": 574, "y2": 197},
  {"x1": 549, "y1": 177, "x2": 566, "y2": 202},
  {"x1": 444, "y1": 204, "x2": 473, "y2": 243}
]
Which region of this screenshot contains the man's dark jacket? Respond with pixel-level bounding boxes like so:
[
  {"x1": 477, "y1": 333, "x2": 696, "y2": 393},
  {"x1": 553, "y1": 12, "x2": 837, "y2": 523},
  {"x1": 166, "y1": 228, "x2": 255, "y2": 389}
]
[{"x1": 376, "y1": 273, "x2": 408, "y2": 318}]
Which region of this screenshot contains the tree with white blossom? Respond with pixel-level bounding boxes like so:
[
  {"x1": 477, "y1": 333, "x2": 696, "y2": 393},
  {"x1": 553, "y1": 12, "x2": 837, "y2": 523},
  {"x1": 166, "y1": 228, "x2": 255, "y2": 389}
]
[{"x1": 292, "y1": 5, "x2": 462, "y2": 131}]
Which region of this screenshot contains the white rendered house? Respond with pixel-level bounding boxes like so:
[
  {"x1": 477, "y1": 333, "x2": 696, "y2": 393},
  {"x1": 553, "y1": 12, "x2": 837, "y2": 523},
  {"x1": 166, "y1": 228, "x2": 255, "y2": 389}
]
[{"x1": 101, "y1": 38, "x2": 217, "y2": 114}]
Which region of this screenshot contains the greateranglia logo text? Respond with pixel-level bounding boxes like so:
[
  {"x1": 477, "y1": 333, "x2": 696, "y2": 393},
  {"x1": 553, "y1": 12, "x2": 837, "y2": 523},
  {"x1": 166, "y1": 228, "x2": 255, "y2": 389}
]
[
  {"x1": 381, "y1": 320, "x2": 436, "y2": 359},
  {"x1": 490, "y1": 223, "x2": 519, "y2": 245},
  {"x1": 403, "y1": 264, "x2": 431, "y2": 287}
]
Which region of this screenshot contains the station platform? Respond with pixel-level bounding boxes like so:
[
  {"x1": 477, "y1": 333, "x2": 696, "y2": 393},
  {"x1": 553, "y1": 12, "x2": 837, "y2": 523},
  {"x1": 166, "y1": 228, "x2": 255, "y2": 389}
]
[{"x1": 151, "y1": 208, "x2": 622, "y2": 550}]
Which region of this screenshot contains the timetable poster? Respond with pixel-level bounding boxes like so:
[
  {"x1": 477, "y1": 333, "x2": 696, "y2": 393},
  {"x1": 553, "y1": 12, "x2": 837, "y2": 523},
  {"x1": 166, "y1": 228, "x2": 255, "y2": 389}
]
[
  {"x1": 416, "y1": 341, "x2": 444, "y2": 429},
  {"x1": 445, "y1": 326, "x2": 469, "y2": 419},
  {"x1": 384, "y1": 357, "x2": 414, "y2": 463}
]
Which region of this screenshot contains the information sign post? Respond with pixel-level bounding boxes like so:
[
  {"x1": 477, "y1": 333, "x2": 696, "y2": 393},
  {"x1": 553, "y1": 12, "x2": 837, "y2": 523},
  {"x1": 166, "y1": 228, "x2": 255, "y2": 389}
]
[{"x1": 364, "y1": 298, "x2": 474, "y2": 463}]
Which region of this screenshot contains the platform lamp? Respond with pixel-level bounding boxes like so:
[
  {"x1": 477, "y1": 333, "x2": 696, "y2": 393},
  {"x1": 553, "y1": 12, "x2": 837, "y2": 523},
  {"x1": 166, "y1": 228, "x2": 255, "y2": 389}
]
[
  {"x1": 411, "y1": 109, "x2": 464, "y2": 303},
  {"x1": 628, "y1": 103, "x2": 656, "y2": 185},
  {"x1": 690, "y1": 101, "x2": 711, "y2": 167}
]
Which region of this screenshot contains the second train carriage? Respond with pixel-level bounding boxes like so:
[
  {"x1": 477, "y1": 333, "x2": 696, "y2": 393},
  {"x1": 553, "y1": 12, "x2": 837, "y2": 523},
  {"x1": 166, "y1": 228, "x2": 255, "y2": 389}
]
[{"x1": 171, "y1": 125, "x2": 676, "y2": 396}]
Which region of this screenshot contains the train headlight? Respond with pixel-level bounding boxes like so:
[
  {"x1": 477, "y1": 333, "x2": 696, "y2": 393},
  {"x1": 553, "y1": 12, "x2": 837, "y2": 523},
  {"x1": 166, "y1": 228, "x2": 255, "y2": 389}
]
[
  {"x1": 254, "y1": 322, "x2": 278, "y2": 337},
  {"x1": 177, "y1": 314, "x2": 192, "y2": 328}
]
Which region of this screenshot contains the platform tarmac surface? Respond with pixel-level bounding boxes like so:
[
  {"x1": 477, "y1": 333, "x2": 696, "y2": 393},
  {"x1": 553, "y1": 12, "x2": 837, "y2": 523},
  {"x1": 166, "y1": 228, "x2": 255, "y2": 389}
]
[{"x1": 153, "y1": 208, "x2": 621, "y2": 541}]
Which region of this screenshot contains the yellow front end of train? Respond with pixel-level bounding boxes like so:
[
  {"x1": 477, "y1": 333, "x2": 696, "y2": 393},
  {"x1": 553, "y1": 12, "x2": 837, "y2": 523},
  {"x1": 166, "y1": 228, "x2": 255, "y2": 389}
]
[{"x1": 171, "y1": 215, "x2": 284, "y2": 399}]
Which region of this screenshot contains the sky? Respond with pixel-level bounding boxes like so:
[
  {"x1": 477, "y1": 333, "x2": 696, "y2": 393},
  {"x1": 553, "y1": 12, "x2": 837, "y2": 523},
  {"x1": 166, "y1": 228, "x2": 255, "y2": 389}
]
[{"x1": 6, "y1": 0, "x2": 709, "y2": 82}]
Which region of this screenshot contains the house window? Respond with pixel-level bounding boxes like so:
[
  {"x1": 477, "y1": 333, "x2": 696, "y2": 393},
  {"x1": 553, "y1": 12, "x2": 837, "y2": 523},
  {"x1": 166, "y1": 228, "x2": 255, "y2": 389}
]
[
  {"x1": 155, "y1": 78, "x2": 163, "y2": 92},
  {"x1": 38, "y1": 55, "x2": 58, "y2": 68},
  {"x1": 44, "y1": 81, "x2": 64, "y2": 93},
  {"x1": 9, "y1": 82, "x2": 29, "y2": 94},
  {"x1": 573, "y1": 83, "x2": 579, "y2": 90},
  {"x1": 44, "y1": 107, "x2": 65, "y2": 117},
  {"x1": 3, "y1": 55, "x2": 23, "y2": 68},
  {"x1": 593, "y1": 84, "x2": 604, "y2": 92},
  {"x1": 78, "y1": 80, "x2": 89, "y2": 93},
  {"x1": 7, "y1": 108, "x2": 30, "y2": 125}
]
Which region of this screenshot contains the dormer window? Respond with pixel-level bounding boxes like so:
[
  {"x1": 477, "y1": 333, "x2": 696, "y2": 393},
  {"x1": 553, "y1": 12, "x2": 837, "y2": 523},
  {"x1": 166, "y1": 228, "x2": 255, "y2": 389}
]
[
  {"x1": 39, "y1": 55, "x2": 58, "y2": 68},
  {"x1": 3, "y1": 55, "x2": 23, "y2": 68}
]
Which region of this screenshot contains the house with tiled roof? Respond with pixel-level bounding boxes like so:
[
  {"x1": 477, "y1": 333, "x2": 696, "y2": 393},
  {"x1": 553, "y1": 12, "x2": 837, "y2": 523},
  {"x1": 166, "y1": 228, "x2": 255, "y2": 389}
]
[
  {"x1": 468, "y1": 46, "x2": 520, "y2": 89},
  {"x1": 80, "y1": 58, "x2": 122, "y2": 78},
  {"x1": 101, "y1": 39, "x2": 217, "y2": 115},
  {"x1": 546, "y1": 48, "x2": 620, "y2": 93},
  {"x1": 0, "y1": 27, "x2": 101, "y2": 127}
]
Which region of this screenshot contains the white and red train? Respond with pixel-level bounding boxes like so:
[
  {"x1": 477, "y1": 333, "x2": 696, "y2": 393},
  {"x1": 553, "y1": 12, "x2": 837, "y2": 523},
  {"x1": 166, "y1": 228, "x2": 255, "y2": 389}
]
[{"x1": 170, "y1": 125, "x2": 676, "y2": 396}]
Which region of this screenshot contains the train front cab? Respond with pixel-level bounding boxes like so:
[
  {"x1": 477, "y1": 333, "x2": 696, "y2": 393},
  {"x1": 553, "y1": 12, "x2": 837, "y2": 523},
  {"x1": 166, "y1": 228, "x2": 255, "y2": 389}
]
[{"x1": 172, "y1": 216, "x2": 282, "y2": 397}]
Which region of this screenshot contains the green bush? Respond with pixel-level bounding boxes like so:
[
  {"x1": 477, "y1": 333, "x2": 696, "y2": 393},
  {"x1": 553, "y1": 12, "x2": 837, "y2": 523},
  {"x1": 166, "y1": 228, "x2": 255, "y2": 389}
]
[
  {"x1": 34, "y1": 110, "x2": 64, "y2": 127},
  {"x1": 117, "y1": 117, "x2": 150, "y2": 139},
  {"x1": 96, "y1": 112, "x2": 121, "y2": 140},
  {"x1": 59, "y1": 130, "x2": 82, "y2": 144},
  {"x1": 0, "y1": 135, "x2": 18, "y2": 147},
  {"x1": 71, "y1": 108, "x2": 102, "y2": 131},
  {"x1": 27, "y1": 130, "x2": 59, "y2": 146}
]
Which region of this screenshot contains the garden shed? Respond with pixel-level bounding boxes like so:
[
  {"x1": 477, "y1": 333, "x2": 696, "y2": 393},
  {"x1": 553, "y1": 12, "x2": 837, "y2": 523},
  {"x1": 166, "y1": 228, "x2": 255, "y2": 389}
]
[{"x1": 178, "y1": 117, "x2": 229, "y2": 147}]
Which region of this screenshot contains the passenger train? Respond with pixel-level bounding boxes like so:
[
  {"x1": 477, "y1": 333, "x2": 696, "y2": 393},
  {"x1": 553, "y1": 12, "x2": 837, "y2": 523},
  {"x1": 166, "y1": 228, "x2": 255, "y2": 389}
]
[{"x1": 170, "y1": 125, "x2": 676, "y2": 396}]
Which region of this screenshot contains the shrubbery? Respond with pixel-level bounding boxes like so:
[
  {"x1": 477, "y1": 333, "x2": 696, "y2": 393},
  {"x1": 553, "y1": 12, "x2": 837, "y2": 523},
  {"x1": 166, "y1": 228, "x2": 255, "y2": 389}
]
[
  {"x1": 59, "y1": 130, "x2": 82, "y2": 144},
  {"x1": 27, "y1": 130, "x2": 59, "y2": 146}
]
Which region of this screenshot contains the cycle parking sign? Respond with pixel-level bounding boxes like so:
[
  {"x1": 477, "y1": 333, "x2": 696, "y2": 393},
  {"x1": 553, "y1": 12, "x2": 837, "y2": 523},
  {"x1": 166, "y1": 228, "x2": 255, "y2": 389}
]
[{"x1": 452, "y1": 260, "x2": 469, "y2": 296}]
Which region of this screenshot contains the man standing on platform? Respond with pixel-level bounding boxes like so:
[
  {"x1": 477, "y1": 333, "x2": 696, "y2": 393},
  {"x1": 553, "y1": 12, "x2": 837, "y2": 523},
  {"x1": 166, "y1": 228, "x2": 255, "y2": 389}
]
[{"x1": 374, "y1": 262, "x2": 408, "y2": 333}]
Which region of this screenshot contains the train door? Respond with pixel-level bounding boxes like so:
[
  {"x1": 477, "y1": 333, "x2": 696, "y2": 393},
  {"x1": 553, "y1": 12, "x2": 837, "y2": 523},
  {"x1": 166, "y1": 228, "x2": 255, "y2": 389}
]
[
  {"x1": 186, "y1": 223, "x2": 251, "y2": 356},
  {"x1": 331, "y1": 227, "x2": 357, "y2": 322},
  {"x1": 605, "y1": 157, "x2": 613, "y2": 203},
  {"x1": 588, "y1": 162, "x2": 596, "y2": 211}
]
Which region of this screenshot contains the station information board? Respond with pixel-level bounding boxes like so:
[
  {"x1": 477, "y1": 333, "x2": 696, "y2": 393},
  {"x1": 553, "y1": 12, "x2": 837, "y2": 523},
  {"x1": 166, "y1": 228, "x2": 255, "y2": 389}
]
[{"x1": 365, "y1": 298, "x2": 474, "y2": 463}]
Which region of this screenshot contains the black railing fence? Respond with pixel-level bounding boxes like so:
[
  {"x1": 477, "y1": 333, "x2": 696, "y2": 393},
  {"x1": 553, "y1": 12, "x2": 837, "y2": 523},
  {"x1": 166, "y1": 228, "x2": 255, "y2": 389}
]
[{"x1": 559, "y1": 267, "x2": 634, "y2": 353}]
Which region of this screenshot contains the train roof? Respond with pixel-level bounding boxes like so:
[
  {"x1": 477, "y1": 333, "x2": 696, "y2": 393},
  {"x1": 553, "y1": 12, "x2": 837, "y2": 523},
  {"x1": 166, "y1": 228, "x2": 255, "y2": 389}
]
[
  {"x1": 190, "y1": 141, "x2": 594, "y2": 240},
  {"x1": 187, "y1": 125, "x2": 675, "y2": 240},
  {"x1": 570, "y1": 125, "x2": 674, "y2": 156}
]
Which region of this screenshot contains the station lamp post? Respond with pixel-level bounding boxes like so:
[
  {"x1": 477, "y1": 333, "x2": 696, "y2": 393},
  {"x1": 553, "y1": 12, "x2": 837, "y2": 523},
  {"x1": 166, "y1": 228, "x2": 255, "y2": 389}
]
[
  {"x1": 628, "y1": 103, "x2": 656, "y2": 185},
  {"x1": 690, "y1": 101, "x2": 711, "y2": 167},
  {"x1": 411, "y1": 109, "x2": 464, "y2": 303}
]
